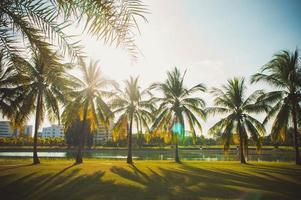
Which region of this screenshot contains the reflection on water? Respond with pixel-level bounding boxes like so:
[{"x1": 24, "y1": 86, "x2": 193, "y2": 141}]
[{"x1": 0, "y1": 149, "x2": 295, "y2": 162}]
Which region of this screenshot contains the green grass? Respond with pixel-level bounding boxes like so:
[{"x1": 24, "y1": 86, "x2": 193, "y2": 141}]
[{"x1": 0, "y1": 159, "x2": 300, "y2": 200}]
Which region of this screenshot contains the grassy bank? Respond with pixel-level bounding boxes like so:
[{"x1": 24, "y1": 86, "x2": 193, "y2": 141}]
[{"x1": 0, "y1": 159, "x2": 300, "y2": 200}]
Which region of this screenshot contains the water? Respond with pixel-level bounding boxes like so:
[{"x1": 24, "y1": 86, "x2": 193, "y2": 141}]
[{"x1": 0, "y1": 149, "x2": 295, "y2": 162}]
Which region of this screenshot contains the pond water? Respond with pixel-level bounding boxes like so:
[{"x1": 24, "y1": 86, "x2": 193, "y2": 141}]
[{"x1": 0, "y1": 149, "x2": 295, "y2": 162}]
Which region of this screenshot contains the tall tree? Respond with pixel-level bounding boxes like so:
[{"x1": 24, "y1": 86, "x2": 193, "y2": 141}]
[
  {"x1": 1, "y1": 51, "x2": 71, "y2": 164},
  {"x1": 208, "y1": 77, "x2": 267, "y2": 163},
  {"x1": 62, "y1": 60, "x2": 114, "y2": 164},
  {"x1": 251, "y1": 49, "x2": 301, "y2": 165},
  {"x1": 150, "y1": 68, "x2": 206, "y2": 163},
  {"x1": 111, "y1": 77, "x2": 154, "y2": 164}
]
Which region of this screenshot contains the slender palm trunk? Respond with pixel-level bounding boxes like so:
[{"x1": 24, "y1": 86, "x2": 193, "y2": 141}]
[
  {"x1": 75, "y1": 106, "x2": 88, "y2": 164},
  {"x1": 175, "y1": 135, "x2": 180, "y2": 163},
  {"x1": 244, "y1": 137, "x2": 248, "y2": 162},
  {"x1": 291, "y1": 101, "x2": 300, "y2": 165},
  {"x1": 127, "y1": 114, "x2": 133, "y2": 164},
  {"x1": 238, "y1": 120, "x2": 246, "y2": 164},
  {"x1": 33, "y1": 93, "x2": 42, "y2": 164},
  {"x1": 239, "y1": 135, "x2": 246, "y2": 164}
]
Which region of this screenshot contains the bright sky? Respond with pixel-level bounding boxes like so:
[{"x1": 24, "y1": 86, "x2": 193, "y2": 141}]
[{"x1": 5, "y1": 0, "x2": 301, "y2": 136}]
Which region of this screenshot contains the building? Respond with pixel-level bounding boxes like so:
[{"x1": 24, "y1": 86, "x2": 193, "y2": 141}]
[
  {"x1": 93, "y1": 126, "x2": 110, "y2": 145},
  {"x1": 93, "y1": 122, "x2": 113, "y2": 145},
  {"x1": 23, "y1": 125, "x2": 33, "y2": 137},
  {"x1": 0, "y1": 121, "x2": 14, "y2": 138},
  {"x1": 41, "y1": 125, "x2": 64, "y2": 138}
]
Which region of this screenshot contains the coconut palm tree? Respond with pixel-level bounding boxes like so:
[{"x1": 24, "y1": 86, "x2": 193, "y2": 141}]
[
  {"x1": 251, "y1": 49, "x2": 301, "y2": 165},
  {"x1": 1, "y1": 51, "x2": 71, "y2": 164},
  {"x1": 150, "y1": 67, "x2": 206, "y2": 163},
  {"x1": 62, "y1": 60, "x2": 115, "y2": 164},
  {"x1": 0, "y1": 0, "x2": 147, "y2": 66},
  {"x1": 110, "y1": 77, "x2": 154, "y2": 164},
  {"x1": 208, "y1": 77, "x2": 267, "y2": 163}
]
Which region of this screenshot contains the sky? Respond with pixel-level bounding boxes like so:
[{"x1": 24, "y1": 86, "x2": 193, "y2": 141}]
[{"x1": 4, "y1": 0, "x2": 301, "y2": 136}]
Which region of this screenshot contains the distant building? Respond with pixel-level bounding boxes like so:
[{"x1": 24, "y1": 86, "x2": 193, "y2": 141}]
[
  {"x1": 93, "y1": 122, "x2": 113, "y2": 145},
  {"x1": 41, "y1": 125, "x2": 64, "y2": 138},
  {"x1": 23, "y1": 125, "x2": 33, "y2": 137},
  {"x1": 0, "y1": 121, "x2": 14, "y2": 138}
]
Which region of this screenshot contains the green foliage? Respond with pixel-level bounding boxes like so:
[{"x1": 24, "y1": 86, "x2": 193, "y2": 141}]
[
  {"x1": 208, "y1": 77, "x2": 267, "y2": 162},
  {"x1": 62, "y1": 60, "x2": 114, "y2": 133},
  {"x1": 251, "y1": 49, "x2": 301, "y2": 142},
  {"x1": 150, "y1": 67, "x2": 206, "y2": 143},
  {"x1": 111, "y1": 77, "x2": 154, "y2": 141},
  {"x1": 110, "y1": 77, "x2": 154, "y2": 163},
  {"x1": 251, "y1": 49, "x2": 301, "y2": 164},
  {"x1": 0, "y1": 137, "x2": 65, "y2": 146},
  {"x1": 65, "y1": 117, "x2": 93, "y2": 148}
]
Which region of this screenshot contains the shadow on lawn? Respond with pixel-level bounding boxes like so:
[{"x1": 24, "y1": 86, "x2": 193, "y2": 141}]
[
  {"x1": 0, "y1": 163, "x2": 301, "y2": 200},
  {"x1": 0, "y1": 163, "x2": 34, "y2": 172}
]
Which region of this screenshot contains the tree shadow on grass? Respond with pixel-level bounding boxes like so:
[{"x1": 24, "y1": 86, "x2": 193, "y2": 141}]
[
  {"x1": 180, "y1": 163, "x2": 301, "y2": 200},
  {"x1": 0, "y1": 164, "x2": 34, "y2": 172},
  {"x1": 1, "y1": 163, "x2": 301, "y2": 200}
]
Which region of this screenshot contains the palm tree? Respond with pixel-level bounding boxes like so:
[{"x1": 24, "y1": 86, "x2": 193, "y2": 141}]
[
  {"x1": 0, "y1": 0, "x2": 81, "y2": 66},
  {"x1": 0, "y1": 0, "x2": 147, "y2": 66},
  {"x1": 208, "y1": 77, "x2": 267, "y2": 163},
  {"x1": 150, "y1": 68, "x2": 206, "y2": 163},
  {"x1": 251, "y1": 49, "x2": 301, "y2": 165},
  {"x1": 0, "y1": 52, "x2": 27, "y2": 121},
  {"x1": 1, "y1": 51, "x2": 71, "y2": 164},
  {"x1": 111, "y1": 77, "x2": 154, "y2": 164},
  {"x1": 62, "y1": 60, "x2": 114, "y2": 164}
]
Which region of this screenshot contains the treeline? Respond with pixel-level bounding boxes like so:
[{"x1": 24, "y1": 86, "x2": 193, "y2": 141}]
[{"x1": 1, "y1": 134, "x2": 299, "y2": 148}]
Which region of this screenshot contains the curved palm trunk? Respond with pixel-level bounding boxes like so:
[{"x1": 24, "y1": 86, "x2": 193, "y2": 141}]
[
  {"x1": 291, "y1": 102, "x2": 300, "y2": 165},
  {"x1": 75, "y1": 106, "x2": 88, "y2": 164},
  {"x1": 175, "y1": 135, "x2": 180, "y2": 163},
  {"x1": 127, "y1": 114, "x2": 133, "y2": 164},
  {"x1": 33, "y1": 93, "x2": 42, "y2": 164}
]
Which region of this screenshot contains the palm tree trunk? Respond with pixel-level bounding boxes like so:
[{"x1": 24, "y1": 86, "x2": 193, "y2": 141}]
[
  {"x1": 238, "y1": 120, "x2": 246, "y2": 164},
  {"x1": 127, "y1": 114, "x2": 133, "y2": 164},
  {"x1": 75, "y1": 106, "x2": 88, "y2": 164},
  {"x1": 175, "y1": 135, "x2": 180, "y2": 163},
  {"x1": 291, "y1": 102, "x2": 300, "y2": 165},
  {"x1": 244, "y1": 137, "x2": 248, "y2": 162},
  {"x1": 239, "y1": 135, "x2": 246, "y2": 164},
  {"x1": 33, "y1": 94, "x2": 42, "y2": 164}
]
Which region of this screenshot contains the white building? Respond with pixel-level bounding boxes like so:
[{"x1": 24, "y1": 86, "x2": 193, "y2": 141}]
[
  {"x1": 93, "y1": 123, "x2": 112, "y2": 145},
  {"x1": 0, "y1": 121, "x2": 13, "y2": 138},
  {"x1": 41, "y1": 125, "x2": 64, "y2": 138}
]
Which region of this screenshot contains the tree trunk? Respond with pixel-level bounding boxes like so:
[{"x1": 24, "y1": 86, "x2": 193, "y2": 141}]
[
  {"x1": 238, "y1": 121, "x2": 246, "y2": 164},
  {"x1": 33, "y1": 94, "x2": 42, "y2": 165},
  {"x1": 291, "y1": 102, "x2": 300, "y2": 165},
  {"x1": 75, "y1": 106, "x2": 88, "y2": 164},
  {"x1": 244, "y1": 137, "x2": 248, "y2": 162},
  {"x1": 127, "y1": 115, "x2": 133, "y2": 164},
  {"x1": 175, "y1": 135, "x2": 180, "y2": 163}
]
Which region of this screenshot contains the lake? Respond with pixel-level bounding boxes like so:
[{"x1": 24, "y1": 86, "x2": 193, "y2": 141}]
[{"x1": 0, "y1": 149, "x2": 295, "y2": 162}]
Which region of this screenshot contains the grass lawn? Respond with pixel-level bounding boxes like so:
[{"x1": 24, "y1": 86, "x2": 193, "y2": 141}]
[{"x1": 0, "y1": 159, "x2": 300, "y2": 200}]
